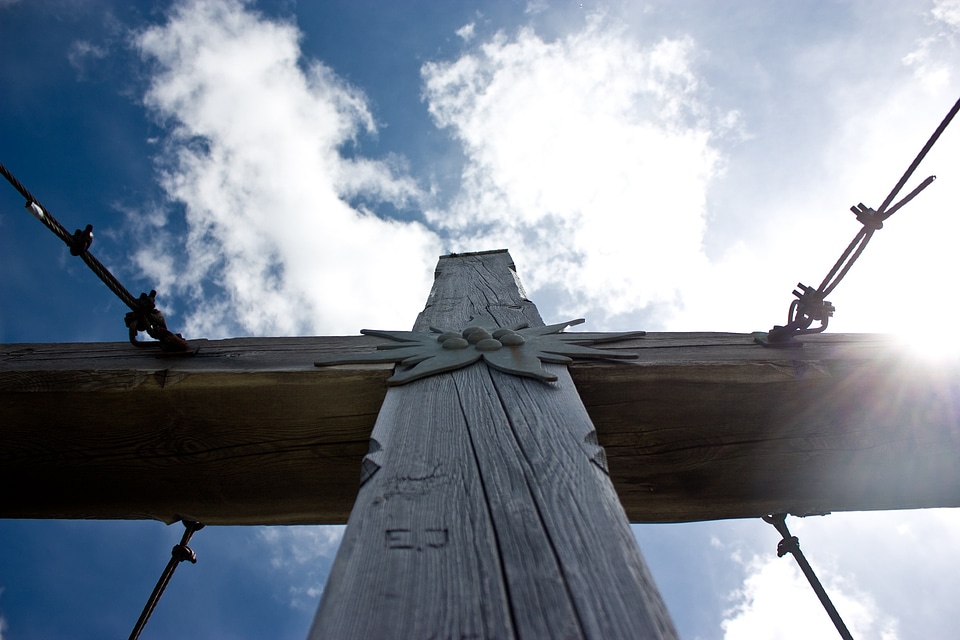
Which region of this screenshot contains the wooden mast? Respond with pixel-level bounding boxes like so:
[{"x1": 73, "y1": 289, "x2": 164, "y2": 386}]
[{"x1": 309, "y1": 250, "x2": 676, "y2": 638}]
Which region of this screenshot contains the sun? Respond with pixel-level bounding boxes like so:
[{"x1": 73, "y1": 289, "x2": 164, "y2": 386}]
[{"x1": 892, "y1": 326, "x2": 960, "y2": 364}]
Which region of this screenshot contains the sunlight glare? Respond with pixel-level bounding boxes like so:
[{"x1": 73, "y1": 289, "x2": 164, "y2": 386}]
[{"x1": 893, "y1": 322, "x2": 960, "y2": 363}]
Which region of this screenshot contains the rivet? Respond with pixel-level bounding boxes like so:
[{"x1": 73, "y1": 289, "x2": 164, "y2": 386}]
[
  {"x1": 466, "y1": 329, "x2": 492, "y2": 344},
  {"x1": 442, "y1": 337, "x2": 470, "y2": 350},
  {"x1": 499, "y1": 333, "x2": 526, "y2": 346},
  {"x1": 461, "y1": 326, "x2": 486, "y2": 340},
  {"x1": 475, "y1": 338, "x2": 503, "y2": 351}
]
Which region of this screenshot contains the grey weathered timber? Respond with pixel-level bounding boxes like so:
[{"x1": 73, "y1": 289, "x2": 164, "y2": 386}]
[
  {"x1": 309, "y1": 250, "x2": 677, "y2": 639},
  {"x1": 3, "y1": 327, "x2": 960, "y2": 525}
]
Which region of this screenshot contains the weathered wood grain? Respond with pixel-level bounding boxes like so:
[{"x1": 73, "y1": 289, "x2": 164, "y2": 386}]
[
  {"x1": 0, "y1": 338, "x2": 390, "y2": 524},
  {"x1": 460, "y1": 362, "x2": 675, "y2": 638},
  {"x1": 574, "y1": 332, "x2": 960, "y2": 522},
  {"x1": 312, "y1": 371, "x2": 515, "y2": 639},
  {"x1": 310, "y1": 250, "x2": 677, "y2": 639},
  {"x1": 2, "y1": 304, "x2": 959, "y2": 526}
]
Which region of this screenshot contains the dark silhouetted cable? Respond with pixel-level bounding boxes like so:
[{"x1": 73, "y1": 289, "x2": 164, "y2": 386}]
[
  {"x1": 761, "y1": 94, "x2": 960, "y2": 345},
  {"x1": 128, "y1": 518, "x2": 204, "y2": 640},
  {"x1": 0, "y1": 161, "x2": 189, "y2": 352},
  {"x1": 763, "y1": 514, "x2": 854, "y2": 640}
]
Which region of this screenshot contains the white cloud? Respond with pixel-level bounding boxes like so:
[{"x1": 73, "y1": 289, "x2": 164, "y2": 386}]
[
  {"x1": 134, "y1": 0, "x2": 441, "y2": 338},
  {"x1": 67, "y1": 40, "x2": 107, "y2": 72},
  {"x1": 259, "y1": 525, "x2": 344, "y2": 567},
  {"x1": 525, "y1": 0, "x2": 549, "y2": 15},
  {"x1": 258, "y1": 525, "x2": 345, "y2": 610},
  {"x1": 419, "y1": 4, "x2": 960, "y2": 337},
  {"x1": 713, "y1": 510, "x2": 960, "y2": 639},
  {"x1": 902, "y1": 1, "x2": 960, "y2": 90},
  {"x1": 455, "y1": 22, "x2": 475, "y2": 42},
  {"x1": 128, "y1": 0, "x2": 960, "y2": 342},
  {"x1": 422, "y1": 18, "x2": 730, "y2": 329},
  {"x1": 722, "y1": 553, "x2": 899, "y2": 639},
  {"x1": 933, "y1": 0, "x2": 960, "y2": 30}
]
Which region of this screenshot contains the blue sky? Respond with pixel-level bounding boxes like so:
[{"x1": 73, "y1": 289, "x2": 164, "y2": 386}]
[{"x1": 2, "y1": 0, "x2": 960, "y2": 638}]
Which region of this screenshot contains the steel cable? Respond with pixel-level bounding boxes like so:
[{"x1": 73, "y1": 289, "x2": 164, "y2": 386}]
[
  {"x1": 128, "y1": 519, "x2": 204, "y2": 640},
  {"x1": 0, "y1": 161, "x2": 189, "y2": 352},
  {"x1": 763, "y1": 514, "x2": 854, "y2": 640},
  {"x1": 762, "y1": 94, "x2": 960, "y2": 345}
]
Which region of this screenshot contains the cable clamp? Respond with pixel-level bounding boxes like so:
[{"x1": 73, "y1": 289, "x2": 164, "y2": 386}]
[
  {"x1": 70, "y1": 224, "x2": 94, "y2": 256},
  {"x1": 851, "y1": 203, "x2": 883, "y2": 231},
  {"x1": 776, "y1": 535, "x2": 800, "y2": 558},
  {"x1": 24, "y1": 200, "x2": 45, "y2": 221},
  {"x1": 758, "y1": 284, "x2": 835, "y2": 346},
  {"x1": 125, "y1": 290, "x2": 191, "y2": 353}
]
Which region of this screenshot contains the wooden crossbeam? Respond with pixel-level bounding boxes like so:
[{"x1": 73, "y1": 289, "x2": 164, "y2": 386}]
[{"x1": 3, "y1": 331, "x2": 958, "y2": 525}]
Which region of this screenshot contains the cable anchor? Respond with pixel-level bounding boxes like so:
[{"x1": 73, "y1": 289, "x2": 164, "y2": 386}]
[
  {"x1": 766, "y1": 283, "x2": 836, "y2": 344},
  {"x1": 125, "y1": 290, "x2": 189, "y2": 352}
]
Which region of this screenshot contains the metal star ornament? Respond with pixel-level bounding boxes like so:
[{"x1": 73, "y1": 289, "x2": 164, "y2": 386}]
[{"x1": 315, "y1": 318, "x2": 644, "y2": 385}]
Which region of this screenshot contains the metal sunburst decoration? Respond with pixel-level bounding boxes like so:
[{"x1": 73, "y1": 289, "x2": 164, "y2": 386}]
[{"x1": 315, "y1": 317, "x2": 644, "y2": 385}]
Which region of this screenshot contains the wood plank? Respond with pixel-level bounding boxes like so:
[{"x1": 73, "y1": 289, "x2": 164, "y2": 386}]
[
  {"x1": 311, "y1": 371, "x2": 516, "y2": 639},
  {"x1": 463, "y1": 362, "x2": 674, "y2": 638},
  {"x1": 573, "y1": 332, "x2": 960, "y2": 522},
  {"x1": 0, "y1": 337, "x2": 390, "y2": 525},
  {"x1": 310, "y1": 250, "x2": 677, "y2": 639},
  {"x1": 2, "y1": 324, "x2": 959, "y2": 525}
]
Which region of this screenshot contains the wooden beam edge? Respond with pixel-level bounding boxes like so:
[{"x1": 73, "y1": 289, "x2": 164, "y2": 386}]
[{"x1": 2, "y1": 332, "x2": 958, "y2": 524}]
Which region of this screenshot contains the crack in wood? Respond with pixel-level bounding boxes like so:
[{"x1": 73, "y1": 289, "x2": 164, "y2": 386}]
[
  {"x1": 483, "y1": 365, "x2": 590, "y2": 638},
  {"x1": 451, "y1": 371, "x2": 521, "y2": 639}
]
